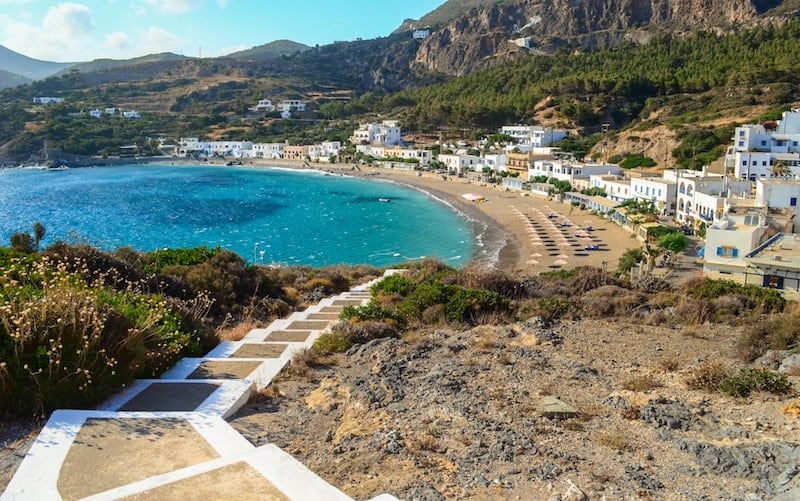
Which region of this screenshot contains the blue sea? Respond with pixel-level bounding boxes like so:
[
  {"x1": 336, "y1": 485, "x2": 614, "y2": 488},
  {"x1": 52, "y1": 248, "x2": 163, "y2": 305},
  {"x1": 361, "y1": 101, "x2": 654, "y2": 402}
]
[{"x1": 0, "y1": 164, "x2": 478, "y2": 267}]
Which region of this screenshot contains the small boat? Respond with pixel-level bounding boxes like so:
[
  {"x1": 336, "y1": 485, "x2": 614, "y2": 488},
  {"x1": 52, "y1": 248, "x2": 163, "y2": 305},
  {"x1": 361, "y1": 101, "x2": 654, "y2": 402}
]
[{"x1": 378, "y1": 198, "x2": 391, "y2": 202}]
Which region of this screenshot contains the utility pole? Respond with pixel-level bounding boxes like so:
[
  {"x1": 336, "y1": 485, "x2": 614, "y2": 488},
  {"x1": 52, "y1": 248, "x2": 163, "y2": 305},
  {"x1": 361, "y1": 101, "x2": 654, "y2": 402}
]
[{"x1": 601, "y1": 123, "x2": 610, "y2": 165}]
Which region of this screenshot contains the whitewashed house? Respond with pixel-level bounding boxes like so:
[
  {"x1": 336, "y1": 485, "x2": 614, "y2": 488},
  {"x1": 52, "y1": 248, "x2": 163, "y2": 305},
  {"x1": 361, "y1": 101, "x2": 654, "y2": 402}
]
[
  {"x1": 630, "y1": 175, "x2": 677, "y2": 215},
  {"x1": 251, "y1": 142, "x2": 285, "y2": 159},
  {"x1": 500, "y1": 125, "x2": 566, "y2": 147},
  {"x1": 703, "y1": 214, "x2": 770, "y2": 281},
  {"x1": 122, "y1": 110, "x2": 141, "y2": 119},
  {"x1": 351, "y1": 121, "x2": 402, "y2": 146},
  {"x1": 413, "y1": 29, "x2": 430, "y2": 40},
  {"x1": 531, "y1": 159, "x2": 622, "y2": 185},
  {"x1": 277, "y1": 100, "x2": 306, "y2": 112},
  {"x1": 308, "y1": 141, "x2": 342, "y2": 162},
  {"x1": 729, "y1": 109, "x2": 800, "y2": 180},
  {"x1": 32, "y1": 97, "x2": 64, "y2": 105},
  {"x1": 250, "y1": 99, "x2": 275, "y2": 113},
  {"x1": 438, "y1": 153, "x2": 481, "y2": 174},
  {"x1": 755, "y1": 178, "x2": 800, "y2": 232},
  {"x1": 89, "y1": 109, "x2": 102, "y2": 118},
  {"x1": 383, "y1": 147, "x2": 432, "y2": 166},
  {"x1": 589, "y1": 174, "x2": 632, "y2": 202}
]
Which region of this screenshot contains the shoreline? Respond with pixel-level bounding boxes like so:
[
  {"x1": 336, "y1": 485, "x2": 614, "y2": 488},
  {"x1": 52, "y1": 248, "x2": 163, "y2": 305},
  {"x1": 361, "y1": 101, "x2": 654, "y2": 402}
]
[
  {"x1": 192, "y1": 157, "x2": 638, "y2": 272},
  {"x1": 21, "y1": 156, "x2": 637, "y2": 272}
]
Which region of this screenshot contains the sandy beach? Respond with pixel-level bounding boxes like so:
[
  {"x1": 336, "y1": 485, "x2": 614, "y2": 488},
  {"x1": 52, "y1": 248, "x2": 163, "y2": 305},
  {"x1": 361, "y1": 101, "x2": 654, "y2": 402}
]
[{"x1": 208, "y1": 158, "x2": 640, "y2": 273}]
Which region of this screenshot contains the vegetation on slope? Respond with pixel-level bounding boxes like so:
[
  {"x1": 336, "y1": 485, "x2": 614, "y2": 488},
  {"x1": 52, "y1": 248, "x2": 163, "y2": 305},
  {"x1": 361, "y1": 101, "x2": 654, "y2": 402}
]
[{"x1": 0, "y1": 235, "x2": 380, "y2": 418}]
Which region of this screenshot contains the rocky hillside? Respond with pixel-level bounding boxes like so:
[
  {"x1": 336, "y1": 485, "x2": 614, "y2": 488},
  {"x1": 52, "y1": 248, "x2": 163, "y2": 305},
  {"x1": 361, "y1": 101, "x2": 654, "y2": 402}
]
[{"x1": 411, "y1": 0, "x2": 800, "y2": 76}]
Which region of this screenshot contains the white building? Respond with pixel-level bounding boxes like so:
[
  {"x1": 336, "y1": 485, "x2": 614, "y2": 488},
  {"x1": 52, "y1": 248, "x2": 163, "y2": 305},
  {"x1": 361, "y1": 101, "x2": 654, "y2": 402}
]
[
  {"x1": 105, "y1": 107, "x2": 117, "y2": 116},
  {"x1": 251, "y1": 142, "x2": 285, "y2": 159},
  {"x1": 122, "y1": 110, "x2": 141, "y2": 119},
  {"x1": 351, "y1": 121, "x2": 402, "y2": 146},
  {"x1": 89, "y1": 109, "x2": 102, "y2": 118},
  {"x1": 703, "y1": 214, "x2": 770, "y2": 281},
  {"x1": 438, "y1": 154, "x2": 481, "y2": 174},
  {"x1": 32, "y1": 97, "x2": 64, "y2": 105},
  {"x1": 530, "y1": 159, "x2": 622, "y2": 185},
  {"x1": 630, "y1": 175, "x2": 677, "y2": 215},
  {"x1": 413, "y1": 29, "x2": 430, "y2": 40},
  {"x1": 755, "y1": 178, "x2": 800, "y2": 232},
  {"x1": 478, "y1": 154, "x2": 507, "y2": 173},
  {"x1": 499, "y1": 125, "x2": 567, "y2": 147},
  {"x1": 250, "y1": 99, "x2": 275, "y2": 113},
  {"x1": 308, "y1": 141, "x2": 342, "y2": 162},
  {"x1": 383, "y1": 147, "x2": 432, "y2": 166},
  {"x1": 589, "y1": 174, "x2": 632, "y2": 202},
  {"x1": 178, "y1": 138, "x2": 253, "y2": 158},
  {"x1": 277, "y1": 100, "x2": 306, "y2": 112},
  {"x1": 729, "y1": 109, "x2": 800, "y2": 180}
]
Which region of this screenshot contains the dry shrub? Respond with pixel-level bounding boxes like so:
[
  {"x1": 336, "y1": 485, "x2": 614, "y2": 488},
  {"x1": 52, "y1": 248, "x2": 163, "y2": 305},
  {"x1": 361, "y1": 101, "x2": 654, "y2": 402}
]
[
  {"x1": 284, "y1": 347, "x2": 323, "y2": 380},
  {"x1": 333, "y1": 319, "x2": 399, "y2": 344},
  {"x1": 712, "y1": 294, "x2": 755, "y2": 323},
  {"x1": 684, "y1": 360, "x2": 731, "y2": 391},
  {"x1": 675, "y1": 296, "x2": 714, "y2": 324},
  {"x1": 657, "y1": 357, "x2": 681, "y2": 373},
  {"x1": 597, "y1": 426, "x2": 632, "y2": 451},
  {"x1": 409, "y1": 434, "x2": 443, "y2": 453},
  {"x1": 642, "y1": 309, "x2": 670, "y2": 326},
  {"x1": 737, "y1": 310, "x2": 800, "y2": 362},
  {"x1": 581, "y1": 285, "x2": 646, "y2": 319},
  {"x1": 474, "y1": 334, "x2": 499, "y2": 352},
  {"x1": 421, "y1": 303, "x2": 446, "y2": 324},
  {"x1": 648, "y1": 291, "x2": 679, "y2": 309},
  {"x1": 621, "y1": 405, "x2": 641, "y2": 420},
  {"x1": 459, "y1": 264, "x2": 539, "y2": 299},
  {"x1": 570, "y1": 266, "x2": 620, "y2": 295},
  {"x1": 217, "y1": 321, "x2": 256, "y2": 342},
  {"x1": 622, "y1": 375, "x2": 661, "y2": 392}
]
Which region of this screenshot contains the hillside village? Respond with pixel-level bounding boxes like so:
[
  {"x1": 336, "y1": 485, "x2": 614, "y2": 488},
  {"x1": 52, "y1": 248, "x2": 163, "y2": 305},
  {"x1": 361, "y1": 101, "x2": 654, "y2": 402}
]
[{"x1": 158, "y1": 108, "x2": 800, "y2": 299}]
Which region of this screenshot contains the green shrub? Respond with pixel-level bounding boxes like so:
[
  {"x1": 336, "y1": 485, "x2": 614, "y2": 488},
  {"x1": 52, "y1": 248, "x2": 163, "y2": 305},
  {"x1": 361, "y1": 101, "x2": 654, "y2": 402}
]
[
  {"x1": 532, "y1": 297, "x2": 572, "y2": 321},
  {"x1": 341, "y1": 301, "x2": 405, "y2": 327},
  {"x1": 371, "y1": 274, "x2": 414, "y2": 296},
  {"x1": 312, "y1": 331, "x2": 354, "y2": 353},
  {"x1": 720, "y1": 368, "x2": 792, "y2": 397},
  {"x1": 682, "y1": 277, "x2": 786, "y2": 313},
  {"x1": 443, "y1": 287, "x2": 507, "y2": 323},
  {"x1": 143, "y1": 246, "x2": 221, "y2": 274}
]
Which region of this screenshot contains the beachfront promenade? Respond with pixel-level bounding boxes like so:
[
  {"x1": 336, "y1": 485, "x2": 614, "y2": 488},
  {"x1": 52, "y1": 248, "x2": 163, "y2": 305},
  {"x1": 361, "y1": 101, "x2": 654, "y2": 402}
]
[{"x1": 1, "y1": 271, "x2": 404, "y2": 501}]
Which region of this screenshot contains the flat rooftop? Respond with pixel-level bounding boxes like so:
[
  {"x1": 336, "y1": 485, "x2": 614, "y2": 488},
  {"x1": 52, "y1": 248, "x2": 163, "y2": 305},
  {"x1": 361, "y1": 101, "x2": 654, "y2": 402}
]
[{"x1": 747, "y1": 233, "x2": 800, "y2": 267}]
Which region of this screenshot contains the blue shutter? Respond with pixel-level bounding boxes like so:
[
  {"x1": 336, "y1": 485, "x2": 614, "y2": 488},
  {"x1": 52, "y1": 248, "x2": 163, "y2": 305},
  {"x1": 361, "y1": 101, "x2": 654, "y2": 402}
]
[
  {"x1": 732, "y1": 248, "x2": 739, "y2": 258},
  {"x1": 716, "y1": 247, "x2": 723, "y2": 256}
]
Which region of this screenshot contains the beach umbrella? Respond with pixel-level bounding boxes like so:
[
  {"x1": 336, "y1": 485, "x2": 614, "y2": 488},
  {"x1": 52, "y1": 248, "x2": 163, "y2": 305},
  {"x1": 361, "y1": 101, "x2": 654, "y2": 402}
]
[
  {"x1": 554, "y1": 259, "x2": 568, "y2": 266},
  {"x1": 532, "y1": 253, "x2": 543, "y2": 257},
  {"x1": 556, "y1": 253, "x2": 569, "y2": 259},
  {"x1": 527, "y1": 259, "x2": 539, "y2": 265}
]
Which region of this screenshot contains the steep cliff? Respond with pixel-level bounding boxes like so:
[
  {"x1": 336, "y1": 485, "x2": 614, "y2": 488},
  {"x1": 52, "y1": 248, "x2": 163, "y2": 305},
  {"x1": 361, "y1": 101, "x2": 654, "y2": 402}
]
[{"x1": 409, "y1": 0, "x2": 799, "y2": 76}]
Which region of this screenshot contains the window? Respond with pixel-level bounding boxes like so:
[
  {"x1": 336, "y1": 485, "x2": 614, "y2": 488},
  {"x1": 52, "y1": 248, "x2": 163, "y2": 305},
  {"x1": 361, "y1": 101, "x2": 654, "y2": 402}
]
[
  {"x1": 742, "y1": 160, "x2": 748, "y2": 166},
  {"x1": 739, "y1": 141, "x2": 745, "y2": 148},
  {"x1": 761, "y1": 140, "x2": 767, "y2": 146},
  {"x1": 791, "y1": 197, "x2": 797, "y2": 207},
  {"x1": 739, "y1": 130, "x2": 745, "y2": 136},
  {"x1": 716, "y1": 246, "x2": 739, "y2": 258}
]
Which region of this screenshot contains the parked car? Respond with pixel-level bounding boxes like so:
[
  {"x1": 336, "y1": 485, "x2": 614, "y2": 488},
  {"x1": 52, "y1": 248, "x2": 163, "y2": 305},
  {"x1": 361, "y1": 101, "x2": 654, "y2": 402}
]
[{"x1": 584, "y1": 244, "x2": 600, "y2": 251}]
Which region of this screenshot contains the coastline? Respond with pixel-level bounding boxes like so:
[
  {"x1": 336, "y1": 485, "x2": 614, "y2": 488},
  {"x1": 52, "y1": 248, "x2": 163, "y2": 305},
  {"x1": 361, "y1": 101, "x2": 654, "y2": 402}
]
[{"x1": 175, "y1": 157, "x2": 638, "y2": 272}]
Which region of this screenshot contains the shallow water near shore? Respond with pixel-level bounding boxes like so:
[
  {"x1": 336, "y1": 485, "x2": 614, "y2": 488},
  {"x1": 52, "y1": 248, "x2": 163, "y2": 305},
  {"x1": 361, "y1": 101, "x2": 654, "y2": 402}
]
[{"x1": 0, "y1": 164, "x2": 476, "y2": 267}]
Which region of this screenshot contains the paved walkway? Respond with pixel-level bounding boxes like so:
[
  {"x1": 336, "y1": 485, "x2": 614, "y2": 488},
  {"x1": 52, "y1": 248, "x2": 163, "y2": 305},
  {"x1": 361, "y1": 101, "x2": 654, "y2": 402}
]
[{"x1": 2, "y1": 271, "x2": 404, "y2": 501}]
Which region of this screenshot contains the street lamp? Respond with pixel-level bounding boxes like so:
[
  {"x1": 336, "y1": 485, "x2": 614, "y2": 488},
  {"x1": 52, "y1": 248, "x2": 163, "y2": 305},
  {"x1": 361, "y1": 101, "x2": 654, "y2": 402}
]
[{"x1": 253, "y1": 242, "x2": 259, "y2": 265}]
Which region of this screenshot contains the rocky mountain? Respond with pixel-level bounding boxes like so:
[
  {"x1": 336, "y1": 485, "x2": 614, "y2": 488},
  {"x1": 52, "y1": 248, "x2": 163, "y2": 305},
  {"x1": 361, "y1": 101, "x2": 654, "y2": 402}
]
[
  {"x1": 0, "y1": 45, "x2": 74, "y2": 85},
  {"x1": 410, "y1": 0, "x2": 800, "y2": 76}
]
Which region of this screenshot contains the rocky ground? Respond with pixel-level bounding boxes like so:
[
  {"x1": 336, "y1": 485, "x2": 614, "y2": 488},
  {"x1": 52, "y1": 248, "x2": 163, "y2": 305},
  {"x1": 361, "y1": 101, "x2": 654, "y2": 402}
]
[{"x1": 229, "y1": 317, "x2": 800, "y2": 500}]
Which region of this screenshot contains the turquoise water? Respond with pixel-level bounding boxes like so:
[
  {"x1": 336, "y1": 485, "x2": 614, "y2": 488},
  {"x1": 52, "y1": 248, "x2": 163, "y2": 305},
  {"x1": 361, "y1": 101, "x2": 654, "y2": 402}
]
[{"x1": 0, "y1": 164, "x2": 476, "y2": 267}]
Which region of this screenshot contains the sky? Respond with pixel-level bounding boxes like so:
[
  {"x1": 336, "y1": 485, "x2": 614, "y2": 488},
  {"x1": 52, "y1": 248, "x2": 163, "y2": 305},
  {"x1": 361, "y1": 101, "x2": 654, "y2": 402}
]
[{"x1": 0, "y1": 0, "x2": 444, "y2": 62}]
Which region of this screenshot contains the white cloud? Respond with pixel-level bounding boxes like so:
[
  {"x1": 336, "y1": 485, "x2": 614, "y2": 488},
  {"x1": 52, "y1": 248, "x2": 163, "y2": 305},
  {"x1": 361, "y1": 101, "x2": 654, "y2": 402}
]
[
  {"x1": 104, "y1": 31, "x2": 132, "y2": 53},
  {"x1": 43, "y1": 3, "x2": 94, "y2": 38},
  {"x1": 0, "y1": 3, "x2": 95, "y2": 61},
  {"x1": 140, "y1": 0, "x2": 204, "y2": 14},
  {"x1": 141, "y1": 26, "x2": 187, "y2": 54}
]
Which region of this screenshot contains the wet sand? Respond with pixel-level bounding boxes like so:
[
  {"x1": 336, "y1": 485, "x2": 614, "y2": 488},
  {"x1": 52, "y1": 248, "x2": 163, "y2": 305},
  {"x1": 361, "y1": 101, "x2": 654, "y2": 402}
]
[{"x1": 179, "y1": 158, "x2": 640, "y2": 272}]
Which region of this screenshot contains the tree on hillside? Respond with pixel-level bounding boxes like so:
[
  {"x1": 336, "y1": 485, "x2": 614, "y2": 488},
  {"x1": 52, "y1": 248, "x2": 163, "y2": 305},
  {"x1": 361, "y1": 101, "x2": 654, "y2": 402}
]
[{"x1": 33, "y1": 222, "x2": 46, "y2": 251}]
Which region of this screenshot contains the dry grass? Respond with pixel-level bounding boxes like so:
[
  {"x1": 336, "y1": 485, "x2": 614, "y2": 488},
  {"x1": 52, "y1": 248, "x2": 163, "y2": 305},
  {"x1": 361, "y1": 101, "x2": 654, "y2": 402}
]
[
  {"x1": 217, "y1": 321, "x2": 257, "y2": 342},
  {"x1": 597, "y1": 426, "x2": 633, "y2": 451},
  {"x1": 684, "y1": 360, "x2": 731, "y2": 391},
  {"x1": 622, "y1": 374, "x2": 661, "y2": 392}
]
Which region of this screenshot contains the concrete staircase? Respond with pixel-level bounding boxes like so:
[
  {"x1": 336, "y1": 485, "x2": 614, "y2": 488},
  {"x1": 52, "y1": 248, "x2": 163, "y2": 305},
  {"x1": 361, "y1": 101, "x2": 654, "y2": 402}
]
[{"x1": 2, "y1": 271, "x2": 404, "y2": 501}]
